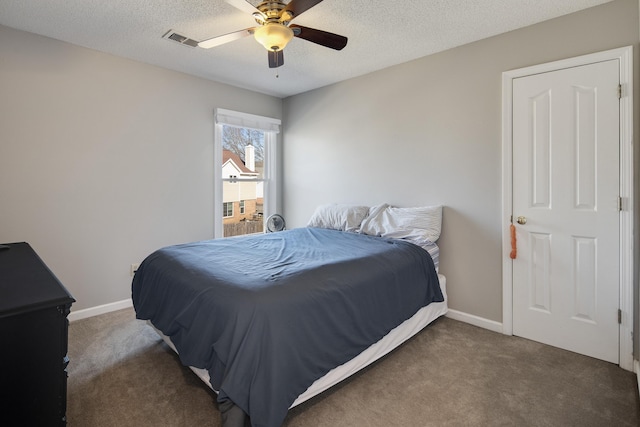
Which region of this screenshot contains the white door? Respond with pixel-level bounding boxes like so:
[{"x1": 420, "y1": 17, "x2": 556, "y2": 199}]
[{"x1": 511, "y1": 59, "x2": 620, "y2": 363}]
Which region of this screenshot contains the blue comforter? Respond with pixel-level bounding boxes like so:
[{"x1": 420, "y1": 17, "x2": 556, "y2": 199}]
[{"x1": 132, "y1": 227, "x2": 443, "y2": 427}]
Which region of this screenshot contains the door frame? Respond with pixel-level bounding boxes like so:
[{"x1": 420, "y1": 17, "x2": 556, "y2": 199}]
[{"x1": 501, "y1": 46, "x2": 634, "y2": 371}]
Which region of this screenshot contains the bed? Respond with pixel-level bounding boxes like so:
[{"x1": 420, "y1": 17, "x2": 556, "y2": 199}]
[{"x1": 132, "y1": 203, "x2": 446, "y2": 427}]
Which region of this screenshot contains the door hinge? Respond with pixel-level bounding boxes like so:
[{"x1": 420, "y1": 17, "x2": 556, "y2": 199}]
[
  {"x1": 618, "y1": 309, "x2": 622, "y2": 324},
  {"x1": 618, "y1": 196, "x2": 624, "y2": 211},
  {"x1": 618, "y1": 84, "x2": 622, "y2": 99}
]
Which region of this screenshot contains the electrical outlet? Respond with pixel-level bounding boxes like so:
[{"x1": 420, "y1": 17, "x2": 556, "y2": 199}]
[{"x1": 130, "y1": 263, "x2": 140, "y2": 276}]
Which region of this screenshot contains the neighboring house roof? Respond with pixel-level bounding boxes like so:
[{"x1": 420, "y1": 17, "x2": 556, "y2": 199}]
[{"x1": 223, "y1": 149, "x2": 256, "y2": 175}]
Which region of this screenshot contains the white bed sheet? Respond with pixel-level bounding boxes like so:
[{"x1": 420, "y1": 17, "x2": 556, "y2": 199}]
[{"x1": 152, "y1": 273, "x2": 448, "y2": 409}]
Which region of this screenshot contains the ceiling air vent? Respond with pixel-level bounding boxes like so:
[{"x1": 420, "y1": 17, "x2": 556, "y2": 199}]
[{"x1": 163, "y1": 30, "x2": 198, "y2": 48}]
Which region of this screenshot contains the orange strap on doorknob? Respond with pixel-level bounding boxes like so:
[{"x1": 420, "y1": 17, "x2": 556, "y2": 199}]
[{"x1": 510, "y1": 223, "x2": 517, "y2": 259}]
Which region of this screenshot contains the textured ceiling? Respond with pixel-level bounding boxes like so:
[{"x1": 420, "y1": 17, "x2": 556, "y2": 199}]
[{"x1": 0, "y1": 0, "x2": 614, "y2": 98}]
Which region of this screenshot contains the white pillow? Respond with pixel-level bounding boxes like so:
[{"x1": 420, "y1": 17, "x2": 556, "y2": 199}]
[
  {"x1": 359, "y1": 204, "x2": 442, "y2": 242},
  {"x1": 307, "y1": 204, "x2": 370, "y2": 232}
]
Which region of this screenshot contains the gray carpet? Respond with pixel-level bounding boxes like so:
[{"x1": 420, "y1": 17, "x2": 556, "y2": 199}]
[{"x1": 67, "y1": 308, "x2": 639, "y2": 426}]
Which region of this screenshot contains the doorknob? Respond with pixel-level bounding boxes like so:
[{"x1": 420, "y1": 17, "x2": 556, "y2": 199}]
[{"x1": 516, "y1": 216, "x2": 527, "y2": 225}]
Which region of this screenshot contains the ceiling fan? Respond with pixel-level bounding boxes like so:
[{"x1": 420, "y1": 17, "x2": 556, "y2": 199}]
[{"x1": 197, "y1": 0, "x2": 348, "y2": 68}]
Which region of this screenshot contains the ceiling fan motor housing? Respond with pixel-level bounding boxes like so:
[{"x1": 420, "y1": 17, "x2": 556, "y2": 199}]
[{"x1": 255, "y1": 1, "x2": 294, "y2": 23}]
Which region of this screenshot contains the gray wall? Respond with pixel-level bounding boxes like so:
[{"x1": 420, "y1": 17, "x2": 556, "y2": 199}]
[
  {"x1": 0, "y1": 25, "x2": 282, "y2": 311},
  {"x1": 282, "y1": 0, "x2": 639, "y2": 324}
]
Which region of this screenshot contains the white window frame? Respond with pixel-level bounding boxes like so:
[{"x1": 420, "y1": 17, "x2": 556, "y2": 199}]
[
  {"x1": 214, "y1": 108, "x2": 280, "y2": 238},
  {"x1": 223, "y1": 202, "x2": 234, "y2": 218}
]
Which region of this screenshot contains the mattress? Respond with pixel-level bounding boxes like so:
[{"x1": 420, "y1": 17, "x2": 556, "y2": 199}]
[{"x1": 152, "y1": 273, "x2": 447, "y2": 410}]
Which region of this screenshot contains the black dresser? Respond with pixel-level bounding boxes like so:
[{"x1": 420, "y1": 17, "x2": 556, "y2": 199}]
[{"x1": 0, "y1": 242, "x2": 75, "y2": 426}]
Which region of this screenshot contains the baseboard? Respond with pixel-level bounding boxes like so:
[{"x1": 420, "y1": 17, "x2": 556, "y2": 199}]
[
  {"x1": 68, "y1": 299, "x2": 133, "y2": 322},
  {"x1": 445, "y1": 308, "x2": 503, "y2": 334}
]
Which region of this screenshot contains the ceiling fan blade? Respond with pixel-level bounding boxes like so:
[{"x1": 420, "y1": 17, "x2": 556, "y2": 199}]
[
  {"x1": 284, "y1": 0, "x2": 324, "y2": 18},
  {"x1": 268, "y1": 50, "x2": 284, "y2": 68},
  {"x1": 225, "y1": 0, "x2": 261, "y2": 15},
  {"x1": 198, "y1": 28, "x2": 254, "y2": 49},
  {"x1": 290, "y1": 25, "x2": 347, "y2": 50}
]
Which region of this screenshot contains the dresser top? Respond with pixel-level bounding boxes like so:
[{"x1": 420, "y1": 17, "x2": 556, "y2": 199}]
[{"x1": 0, "y1": 242, "x2": 75, "y2": 317}]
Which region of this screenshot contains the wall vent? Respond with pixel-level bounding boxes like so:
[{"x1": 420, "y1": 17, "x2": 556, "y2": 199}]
[{"x1": 163, "y1": 30, "x2": 198, "y2": 48}]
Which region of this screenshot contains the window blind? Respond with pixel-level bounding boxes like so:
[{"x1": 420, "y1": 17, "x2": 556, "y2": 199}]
[{"x1": 215, "y1": 108, "x2": 281, "y2": 133}]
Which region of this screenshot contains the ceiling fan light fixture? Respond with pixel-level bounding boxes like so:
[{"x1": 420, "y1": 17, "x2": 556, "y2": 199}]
[{"x1": 254, "y1": 22, "x2": 294, "y2": 52}]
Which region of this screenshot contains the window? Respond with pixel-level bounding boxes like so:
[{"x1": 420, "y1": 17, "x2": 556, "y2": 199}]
[
  {"x1": 223, "y1": 202, "x2": 233, "y2": 218},
  {"x1": 214, "y1": 109, "x2": 280, "y2": 238}
]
